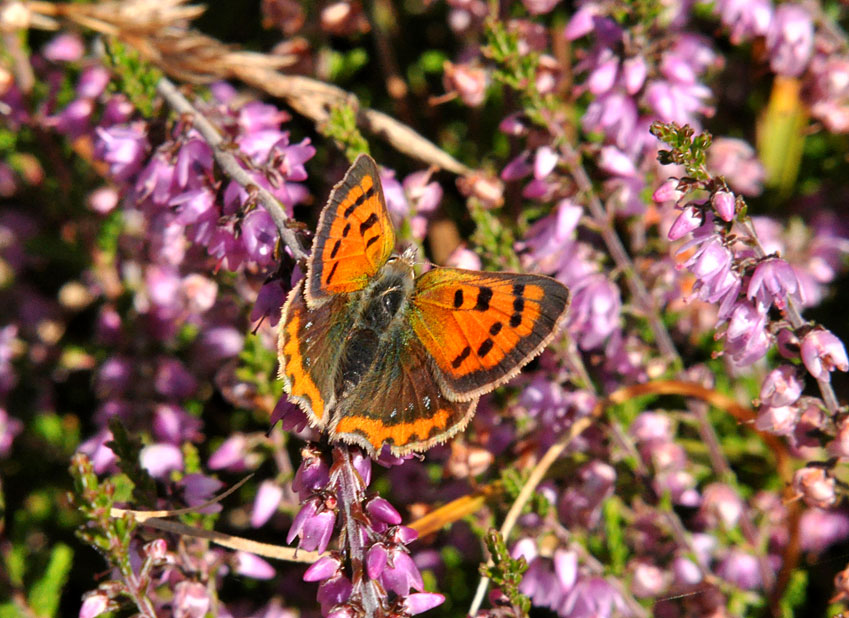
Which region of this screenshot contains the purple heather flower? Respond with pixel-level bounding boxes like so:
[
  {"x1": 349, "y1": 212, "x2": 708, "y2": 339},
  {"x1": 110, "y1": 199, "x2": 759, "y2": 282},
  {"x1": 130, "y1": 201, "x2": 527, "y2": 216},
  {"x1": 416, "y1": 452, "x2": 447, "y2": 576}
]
[
  {"x1": 50, "y1": 99, "x2": 93, "y2": 139},
  {"x1": 501, "y1": 152, "x2": 532, "y2": 181},
  {"x1": 564, "y1": 5, "x2": 599, "y2": 40},
  {"x1": 101, "y1": 96, "x2": 135, "y2": 126},
  {"x1": 443, "y1": 61, "x2": 488, "y2": 107},
  {"x1": 153, "y1": 404, "x2": 203, "y2": 444},
  {"x1": 143, "y1": 538, "x2": 168, "y2": 562},
  {"x1": 445, "y1": 245, "x2": 482, "y2": 270},
  {"x1": 554, "y1": 548, "x2": 578, "y2": 591},
  {"x1": 366, "y1": 543, "x2": 388, "y2": 579},
  {"x1": 586, "y1": 50, "x2": 619, "y2": 96},
  {"x1": 317, "y1": 574, "x2": 353, "y2": 615},
  {"x1": 708, "y1": 138, "x2": 766, "y2": 196},
  {"x1": 87, "y1": 187, "x2": 119, "y2": 214},
  {"x1": 799, "y1": 508, "x2": 849, "y2": 553},
  {"x1": 522, "y1": 0, "x2": 559, "y2": 15},
  {"x1": 238, "y1": 101, "x2": 289, "y2": 133},
  {"x1": 251, "y1": 479, "x2": 284, "y2": 527},
  {"x1": 755, "y1": 404, "x2": 798, "y2": 436},
  {"x1": 208, "y1": 433, "x2": 249, "y2": 470},
  {"x1": 715, "y1": 0, "x2": 772, "y2": 44},
  {"x1": 366, "y1": 496, "x2": 403, "y2": 527},
  {"x1": 234, "y1": 551, "x2": 276, "y2": 579},
  {"x1": 287, "y1": 497, "x2": 336, "y2": 553},
  {"x1": 78, "y1": 429, "x2": 116, "y2": 473},
  {"x1": 94, "y1": 124, "x2": 148, "y2": 181},
  {"x1": 828, "y1": 419, "x2": 849, "y2": 459},
  {"x1": 793, "y1": 467, "x2": 837, "y2": 509},
  {"x1": 303, "y1": 554, "x2": 343, "y2": 582},
  {"x1": 712, "y1": 190, "x2": 736, "y2": 222},
  {"x1": 630, "y1": 412, "x2": 672, "y2": 444},
  {"x1": 534, "y1": 146, "x2": 559, "y2": 179},
  {"x1": 725, "y1": 315, "x2": 772, "y2": 366},
  {"x1": 700, "y1": 483, "x2": 744, "y2": 529},
  {"x1": 668, "y1": 205, "x2": 704, "y2": 241},
  {"x1": 800, "y1": 328, "x2": 849, "y2": 380},
  {"x1": 173, "y1": 580, "x2": 210, "y2": 618},
  {"x1": 760, "y1": 365, "x2": 803, "y2": 407},
  {"x1": 583, "y1": 91, "x2": 638, "y2": 149},
  {"x1": 630, "y1": 561, "x2": 667, "y2": 598},
  {"x1": 380, "y1": 548, "x2": 424, "y2": 596},
  {"x1": 43, "y1": 33, "x2": 85, "y2": 62},
  {"x1": 748, "y1": 257, "x2": 803, "y2": 311},
  {"x1": 402, "y1": 593, "x2": 445, "y2": 615},
  {"x1": 241, "y1": 209, "x2": 278, "y2": 267},
  {"x1": 622, "y1": 56, "x2": 647, "y2": 95},
  {"x1": 251, "y1": 279, "x2": 288, "y2": 328},
  {"x1": 77, "y1": 66, "x2": 111, "y2": 99},
  {"x1": 0, "y1": 408, "x2": 23, "y2": 458},
  {"x1": 180, "y1": 473, "x2": 223, "y2": 513},
  {"x1": 95, "y1": 356, "x2": 132, "y2": 398},
  {"x1": 403, "y1": 170, "x2": 443, "y2": 214},
  {"x1": 717, "y1": 549, "x2": 761, "y2": 590},
  {"x1": 560, "y1": 576, "x2": 630, "y2": 617},
  {"x1": 767, "y1": 5, "x2": 814, "y2": 78},
  {"x1": 379, "y1": 168, "x2": 410, "y2": 223},
  {"x1": 652, "y1": 178, "x2": 682, "y2": 204},
  {"x1": 672, "y1": 556, "x2": 703, "y2": 586},
  {"x1": 196, "y1": 326, "x2": 244, "y2": 362},
  {"x1": 79, "y1": 593, "x2": 109, "y2": 618},
  {"x1": 292, "y1": 446, "x2": 330, "y2": 498},
  {"x1": 140, "y1": 443, "x2": 184, "y2": 478},
  {"x1": 598, "y1": 146, "x2": 636, "y2": 177},
  {"x1": 154, "y1": 358, "x2": 197, "y2": 399},
  {"x1": 568, "y1": 274, "x2": 621, "y2": 350},
  {"x1": 559, "y1": 461, "x2": 616, "y2": 529}
]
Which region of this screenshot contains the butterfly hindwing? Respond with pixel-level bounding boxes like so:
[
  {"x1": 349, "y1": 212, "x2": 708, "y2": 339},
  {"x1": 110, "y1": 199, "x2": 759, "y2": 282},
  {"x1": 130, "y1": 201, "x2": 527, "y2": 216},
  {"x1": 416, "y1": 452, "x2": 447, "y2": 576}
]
[
  {"x1": 409, "y1": 268, "x2": 570, "y2": 400},
  {"x1": 278, "y1": 280, "x2": 356, "y2": 428},
  {"x1": 305, "y1": 154, "x2": 396, "y2": 307},
  {"x1": 329, "y1": 328, "x2": 477, "y2": 456}
]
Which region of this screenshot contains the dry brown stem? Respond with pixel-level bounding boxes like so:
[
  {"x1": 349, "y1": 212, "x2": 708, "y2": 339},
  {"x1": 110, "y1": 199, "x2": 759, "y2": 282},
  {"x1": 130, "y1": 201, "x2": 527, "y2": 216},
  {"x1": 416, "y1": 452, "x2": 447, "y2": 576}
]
[{"x1": 21, "y1": 0, "x2": 474, "y2": 176}]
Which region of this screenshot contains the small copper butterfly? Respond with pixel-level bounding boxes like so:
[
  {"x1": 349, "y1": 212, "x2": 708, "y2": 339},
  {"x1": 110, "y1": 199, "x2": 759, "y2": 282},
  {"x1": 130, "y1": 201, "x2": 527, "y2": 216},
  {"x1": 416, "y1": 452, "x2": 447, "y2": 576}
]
[{"x1": 278, "y1": 154, "x2": 570, "y2": 456}]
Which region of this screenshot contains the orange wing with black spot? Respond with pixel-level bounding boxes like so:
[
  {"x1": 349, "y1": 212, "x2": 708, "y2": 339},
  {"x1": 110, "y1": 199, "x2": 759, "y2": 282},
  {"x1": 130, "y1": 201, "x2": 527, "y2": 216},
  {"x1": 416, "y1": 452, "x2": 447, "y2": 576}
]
[
  {"x1": 329, "y1": 329, "x2": 477, "y2": 457},
  {"x1": 304, "y1": 154, "x2": 395, "y2": 308},
  {"x1": 409, "y1": 268, "x2": 570, "y2": 400},
  {"x1": 278, "y1": 280, "x2": 357, "y2": 429}
]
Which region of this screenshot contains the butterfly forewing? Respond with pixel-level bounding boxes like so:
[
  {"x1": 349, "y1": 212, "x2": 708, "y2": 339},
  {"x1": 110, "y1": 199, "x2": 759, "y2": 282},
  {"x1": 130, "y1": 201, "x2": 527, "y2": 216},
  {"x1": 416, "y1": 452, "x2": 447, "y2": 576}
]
[
  {"x1": 278, "y1": 280, "x2": 356, "y2": 427},
  {"x1": 329, "y1": 330, "x2": 477, "y2": 456},
  {"x1": 305, "y1": 154, "x2": 396, "y2": 307},
  {"x1": 409, "y1": 268, "x2": 570, "y2": 399}
]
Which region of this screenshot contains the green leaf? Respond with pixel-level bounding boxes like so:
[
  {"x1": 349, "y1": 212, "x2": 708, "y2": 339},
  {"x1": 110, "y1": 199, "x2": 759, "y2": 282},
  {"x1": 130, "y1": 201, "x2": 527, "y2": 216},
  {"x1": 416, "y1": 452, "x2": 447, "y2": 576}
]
[{"x1": 28, "y1": 544, "x2": 73, "y2": 618}]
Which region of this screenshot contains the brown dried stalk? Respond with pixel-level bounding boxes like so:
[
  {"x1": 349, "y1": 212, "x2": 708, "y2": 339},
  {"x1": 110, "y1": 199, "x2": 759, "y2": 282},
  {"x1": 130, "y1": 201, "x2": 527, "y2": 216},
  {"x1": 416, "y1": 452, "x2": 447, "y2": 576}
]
[{"x1": 20, "y1": 0, "x2": 474, "y2": 176}]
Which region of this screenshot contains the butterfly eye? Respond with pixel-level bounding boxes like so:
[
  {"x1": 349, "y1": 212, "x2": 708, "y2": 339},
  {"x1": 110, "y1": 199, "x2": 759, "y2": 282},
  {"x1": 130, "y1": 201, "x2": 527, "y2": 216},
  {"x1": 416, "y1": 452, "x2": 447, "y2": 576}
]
[{"x1": 382, "y1": 289, "x2": 403, "y2": 315}]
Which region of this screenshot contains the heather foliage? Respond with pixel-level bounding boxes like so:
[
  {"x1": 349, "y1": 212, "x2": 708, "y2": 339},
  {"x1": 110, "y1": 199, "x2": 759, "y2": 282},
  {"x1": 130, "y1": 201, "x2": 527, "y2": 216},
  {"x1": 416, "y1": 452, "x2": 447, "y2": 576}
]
[{"x1": 3, "y1": 1, "x2": 849, "y2": 617}]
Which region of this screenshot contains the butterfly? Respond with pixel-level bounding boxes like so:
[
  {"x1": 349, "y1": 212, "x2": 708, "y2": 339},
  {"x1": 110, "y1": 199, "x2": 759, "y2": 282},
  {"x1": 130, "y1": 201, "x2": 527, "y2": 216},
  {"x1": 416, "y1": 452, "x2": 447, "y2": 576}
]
[{"x1": 278, "y1": 154, "x2": 570, "y2": 457}]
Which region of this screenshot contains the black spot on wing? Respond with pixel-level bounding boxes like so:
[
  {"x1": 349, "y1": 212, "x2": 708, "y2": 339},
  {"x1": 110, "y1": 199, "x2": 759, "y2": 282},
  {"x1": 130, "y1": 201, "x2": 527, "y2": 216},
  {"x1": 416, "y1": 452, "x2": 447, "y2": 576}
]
[
  {"x1": 477, "y1": 338, "x2": 494, "y2": 357},
  {"x1": 474, "y1": 287, "x2": 492, "y2": 311},
  {"x1": 453, "y1": 289, "x2": 464, "y2": 308},
  {"x1": 365, "y1": 235, "x2": 380, "y2": 249},
  {"x1": 489, "y1": 321, "x2": 502, "y2": 336},
  {"x1": 343, "y1": 185, "x2": 376, "y2": 218},
  {"x1": 330, "y1": 239, "x2": 342, "y2": 259},
  {"x1": 510, "y1": 312, "x2": 522, "y2": 328},
  {"x1": 326, "y1": 261, "x2": 340, "y2": 284},
  {"x1": 342, "y1": 222, "x2": 351, "y2": 237},
  {"x1": 359, "y1": 212, "x2": 379, "y2": 236},
  {"x1": 452, "y1": 345, "x2": 471, "y2": 369}
]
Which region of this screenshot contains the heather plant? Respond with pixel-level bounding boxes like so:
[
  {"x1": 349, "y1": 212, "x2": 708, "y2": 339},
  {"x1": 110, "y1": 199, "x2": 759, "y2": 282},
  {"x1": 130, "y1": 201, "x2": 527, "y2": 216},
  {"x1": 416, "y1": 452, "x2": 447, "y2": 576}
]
[{"x1": 1, "y1": 1, "x2": 849, "y2": 617}]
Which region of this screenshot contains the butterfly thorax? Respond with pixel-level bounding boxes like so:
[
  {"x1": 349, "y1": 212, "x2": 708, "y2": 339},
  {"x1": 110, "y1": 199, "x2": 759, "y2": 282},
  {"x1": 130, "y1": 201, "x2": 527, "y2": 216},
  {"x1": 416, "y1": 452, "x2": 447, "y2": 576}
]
[{"x1": 337, "y1": 258, "x2": 415, "y2": 399}]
